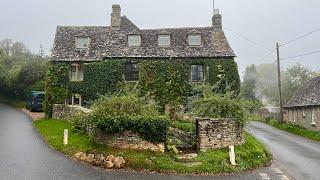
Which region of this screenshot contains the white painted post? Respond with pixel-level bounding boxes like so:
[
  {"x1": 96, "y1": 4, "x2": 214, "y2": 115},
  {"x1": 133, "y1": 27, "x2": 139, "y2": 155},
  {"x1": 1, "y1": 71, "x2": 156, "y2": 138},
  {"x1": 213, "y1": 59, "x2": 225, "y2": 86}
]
[
  {"x1": 63, "y1": 129, "x2": 68, "y2": 145},
  {"x1": 229, "y1": 145, "x2": 236, "y2": 166}
]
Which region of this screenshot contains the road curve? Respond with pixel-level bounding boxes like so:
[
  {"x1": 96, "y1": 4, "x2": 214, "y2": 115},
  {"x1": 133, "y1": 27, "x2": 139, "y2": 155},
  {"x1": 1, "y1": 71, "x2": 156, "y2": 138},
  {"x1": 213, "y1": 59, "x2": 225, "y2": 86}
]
[
  {"x1": 0, "y1": 103, "x2": 291, "y2": 180},
  {"x1": 247, "y1": 121, "x2": 320, "y2": 180}
]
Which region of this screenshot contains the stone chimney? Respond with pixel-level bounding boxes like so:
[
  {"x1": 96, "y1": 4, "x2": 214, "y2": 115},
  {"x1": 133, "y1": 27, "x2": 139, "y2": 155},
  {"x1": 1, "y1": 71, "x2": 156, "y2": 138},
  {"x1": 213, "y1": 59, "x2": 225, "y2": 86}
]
[
  {"x1": 212, "y1": 9, "x2": 222, "y2": 31},
  {"x1": 111, "y1": 4, "x2": 121, "y2": 28}
]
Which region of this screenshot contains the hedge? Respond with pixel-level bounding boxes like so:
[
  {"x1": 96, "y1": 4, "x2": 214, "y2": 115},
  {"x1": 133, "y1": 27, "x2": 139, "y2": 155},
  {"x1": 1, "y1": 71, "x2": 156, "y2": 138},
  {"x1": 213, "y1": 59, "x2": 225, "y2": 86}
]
[{"x1": 91, "y1": 115, "x2": 170, "y2": 143}]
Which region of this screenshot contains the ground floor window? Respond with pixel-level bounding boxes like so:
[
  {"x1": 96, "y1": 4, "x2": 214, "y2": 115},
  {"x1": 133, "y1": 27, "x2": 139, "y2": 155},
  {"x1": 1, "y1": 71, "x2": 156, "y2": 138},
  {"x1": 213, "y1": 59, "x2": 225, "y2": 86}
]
[
  {"x1": 67, "y1": 94, "x2": 82, "y2": 106},
  {"x1": 190, "y1": 65, "x2": 204, "y2": 82},
  {"x1": 311, "y1": 108, "x2": 316, "y2": 126}
]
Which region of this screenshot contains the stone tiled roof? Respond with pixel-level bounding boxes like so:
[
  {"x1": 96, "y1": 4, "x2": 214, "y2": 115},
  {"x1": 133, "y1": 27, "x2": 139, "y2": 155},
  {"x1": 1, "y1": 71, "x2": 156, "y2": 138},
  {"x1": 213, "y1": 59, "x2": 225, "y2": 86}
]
[
  {"x1": 51, "y1": 16, "x2": 235, "y2": 61},
  {"x1": 285, "y1": 76, "x2": 320, "y2": 108}
]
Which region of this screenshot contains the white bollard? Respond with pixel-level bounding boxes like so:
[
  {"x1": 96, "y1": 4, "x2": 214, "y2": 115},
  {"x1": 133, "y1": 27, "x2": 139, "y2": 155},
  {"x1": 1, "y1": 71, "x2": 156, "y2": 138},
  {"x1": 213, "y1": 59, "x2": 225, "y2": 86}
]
[
  {"x1": 229, "y1": 145, "x2": 236, "y2": 166},
  {"x1": 63, "y1": 129, "x2": 68, "y2": 145}
]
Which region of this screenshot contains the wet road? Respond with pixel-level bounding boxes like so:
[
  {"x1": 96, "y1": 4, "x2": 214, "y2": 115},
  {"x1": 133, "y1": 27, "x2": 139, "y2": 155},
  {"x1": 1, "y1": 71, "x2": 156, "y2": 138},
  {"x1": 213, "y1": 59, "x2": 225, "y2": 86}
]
[
  {"x1": 0, "y1": 103, "x2": 314, "y2": 180},
  {"x1": 247, "y1": 121, "x2": 320, "y2": 180}
]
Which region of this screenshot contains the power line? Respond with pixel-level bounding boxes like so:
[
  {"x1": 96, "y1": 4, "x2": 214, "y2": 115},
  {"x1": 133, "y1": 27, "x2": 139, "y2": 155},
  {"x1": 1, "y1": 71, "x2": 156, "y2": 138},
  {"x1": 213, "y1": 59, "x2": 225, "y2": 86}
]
[
  {"x1": 280, "y1": 26, "x2": 320, "y2": 47},
  {"x1": 280, "y1": 50, "x2": 320, "y2": 60},
  {"x1": 223, "y1": 27, "x2": 274, "y2": 51}
]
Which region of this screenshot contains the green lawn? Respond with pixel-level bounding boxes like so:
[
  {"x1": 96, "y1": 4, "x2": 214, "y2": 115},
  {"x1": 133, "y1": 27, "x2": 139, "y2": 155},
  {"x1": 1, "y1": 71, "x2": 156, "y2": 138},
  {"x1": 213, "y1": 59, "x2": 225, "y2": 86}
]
[
  {"x1": 267, "y1": 119, "x2": 320, "y2": 141},
  {"x1": 34, "y1": 119, "x2": 271, "y2": 174}
]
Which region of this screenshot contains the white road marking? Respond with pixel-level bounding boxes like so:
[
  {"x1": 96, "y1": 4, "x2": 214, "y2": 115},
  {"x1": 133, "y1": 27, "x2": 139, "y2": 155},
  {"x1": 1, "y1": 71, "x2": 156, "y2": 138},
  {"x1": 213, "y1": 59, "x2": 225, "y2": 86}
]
[
  {"x1": 279, "y1": 174, "x2": 290, "y2": 180},
  {"x1": 259, "y1": 173, "x2": 271, "y2": 180},
  {"x1": 272, "y1": 167, "x2": 283, "y2": 174}
]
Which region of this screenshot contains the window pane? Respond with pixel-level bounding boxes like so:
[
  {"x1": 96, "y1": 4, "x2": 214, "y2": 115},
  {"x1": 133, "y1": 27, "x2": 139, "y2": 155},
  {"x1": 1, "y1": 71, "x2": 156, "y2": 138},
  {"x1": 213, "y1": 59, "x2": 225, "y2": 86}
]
[
  {"x1": 128, "y1": 35, "x2": 141, "y2": 46},
  {"x1": 190, "y1": 65, "x2": 204, "y2": 82},
  {"x1": 158, "y1": 35, "x2": 170, "y2": 46},
  {"x1": 76, "y1": 37, "x2": 90, "y2": 49},
  {"x1": 125, "y1": 63, "x2": 139, "y2": 81},
  {"x1": 188, "y1": 35, "x2": 201, "y2": 46}
]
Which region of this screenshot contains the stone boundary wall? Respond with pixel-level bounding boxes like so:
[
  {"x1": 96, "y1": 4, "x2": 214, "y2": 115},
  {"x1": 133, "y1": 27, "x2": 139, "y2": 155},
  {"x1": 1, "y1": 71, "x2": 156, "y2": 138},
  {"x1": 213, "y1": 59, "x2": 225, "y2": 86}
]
[
  {"x1": 94, "y1": 130, "x2": 165, "y2": 153},
  {"x1": 196, "y1": 118, "x2": 244, "y2": 152},
  {"x1": 52, "y1": 104, "x2": 92, "y2": 120}
]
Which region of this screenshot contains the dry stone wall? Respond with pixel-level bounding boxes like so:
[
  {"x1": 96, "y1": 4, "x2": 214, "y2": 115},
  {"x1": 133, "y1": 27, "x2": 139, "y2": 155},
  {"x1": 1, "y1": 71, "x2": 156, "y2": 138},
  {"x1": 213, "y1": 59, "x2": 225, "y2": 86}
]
[
  {"x1": 52, "y1": 104, "x2": 91, "y2": 120},
  {"x1": 93, "y1": 129, "x2": 165, "y2": 153},
  {"x1": 196, "y1": 118, "x2": 244, "y2": 152}
]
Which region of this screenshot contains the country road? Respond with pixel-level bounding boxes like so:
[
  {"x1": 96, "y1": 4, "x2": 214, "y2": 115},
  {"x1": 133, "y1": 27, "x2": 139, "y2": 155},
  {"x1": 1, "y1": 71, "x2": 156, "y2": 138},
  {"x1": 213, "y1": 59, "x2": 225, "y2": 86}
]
[
  {"x1": 1, "y1": 103, "x2": 318, "y2": 180},
  {"x1": 247, "y1": 121, "x2": 320, "y2": 180}
]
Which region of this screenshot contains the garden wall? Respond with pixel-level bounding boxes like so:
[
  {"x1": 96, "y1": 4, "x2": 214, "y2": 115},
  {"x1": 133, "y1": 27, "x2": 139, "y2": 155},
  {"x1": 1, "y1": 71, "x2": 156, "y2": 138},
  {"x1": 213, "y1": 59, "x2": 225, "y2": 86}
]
[
  {"x1": 52, "y1": 104, "x2": 91, "y2": 120},
  {"x1": 93, "y1": 129, "x2": 165, "y2": 153},
  {"x1": 196, "y1": 118, "x2": 244, "y2": 152}
]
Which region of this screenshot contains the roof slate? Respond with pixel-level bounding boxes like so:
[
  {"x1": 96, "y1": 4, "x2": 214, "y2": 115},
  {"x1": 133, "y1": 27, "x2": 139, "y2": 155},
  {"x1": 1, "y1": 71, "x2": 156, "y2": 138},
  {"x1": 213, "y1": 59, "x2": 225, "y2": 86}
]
[
  {"x1": 285, "y1": 76, "x2": 320, "y2": 108},
  {"x1": 51, "y1": 16, "x2": 235, "y2": 61}
]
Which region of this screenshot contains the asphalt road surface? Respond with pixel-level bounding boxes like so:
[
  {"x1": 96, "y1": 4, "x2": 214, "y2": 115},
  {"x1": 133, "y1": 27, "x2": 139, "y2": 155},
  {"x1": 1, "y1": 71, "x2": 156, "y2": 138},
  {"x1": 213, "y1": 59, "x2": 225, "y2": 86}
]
[
  {"x1": 247, "y1": 121, "x2": 320, "y2": 180},
  {"x1": 0, "y1": 103, "x2": 318, "y2": 180}
]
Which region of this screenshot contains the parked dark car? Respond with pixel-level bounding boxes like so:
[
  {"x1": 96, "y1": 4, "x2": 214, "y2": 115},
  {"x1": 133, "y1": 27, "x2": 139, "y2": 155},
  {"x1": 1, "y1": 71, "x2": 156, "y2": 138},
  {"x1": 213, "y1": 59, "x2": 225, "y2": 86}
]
[{"x1": 26, "y1": 91, "x2": 45, "y2": 112}]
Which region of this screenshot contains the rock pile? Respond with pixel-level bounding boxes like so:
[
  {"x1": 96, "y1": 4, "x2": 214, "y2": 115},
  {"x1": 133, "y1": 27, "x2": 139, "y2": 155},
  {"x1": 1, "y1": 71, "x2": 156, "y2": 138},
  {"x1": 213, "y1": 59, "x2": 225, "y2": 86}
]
[{"x1": 74, "y1": 152, "x2": 126, "y2": 169}]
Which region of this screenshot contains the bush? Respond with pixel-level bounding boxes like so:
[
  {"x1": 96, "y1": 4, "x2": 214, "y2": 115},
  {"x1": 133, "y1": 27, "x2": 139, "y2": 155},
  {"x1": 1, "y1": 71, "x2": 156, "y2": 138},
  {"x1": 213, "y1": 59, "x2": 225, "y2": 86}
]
[
  {"x1": 71, "y1": 93, "x2": 170, "y2": 143},
  {"x1": 189, "y1": 92, "x2": 247, "y2": 125},
  {"x1": 90, "y1": 93, "x2": 159, "y2": 117},
  {"x1": 92, "y1": 115, "x2": 169, "y2": 143}
]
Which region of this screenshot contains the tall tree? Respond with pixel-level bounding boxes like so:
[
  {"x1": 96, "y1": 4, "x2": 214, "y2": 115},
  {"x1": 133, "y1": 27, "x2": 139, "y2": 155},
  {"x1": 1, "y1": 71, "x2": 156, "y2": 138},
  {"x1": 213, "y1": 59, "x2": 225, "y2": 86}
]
[{"x1": 241, "y1": 64, "x2": 258, "y2": 99}]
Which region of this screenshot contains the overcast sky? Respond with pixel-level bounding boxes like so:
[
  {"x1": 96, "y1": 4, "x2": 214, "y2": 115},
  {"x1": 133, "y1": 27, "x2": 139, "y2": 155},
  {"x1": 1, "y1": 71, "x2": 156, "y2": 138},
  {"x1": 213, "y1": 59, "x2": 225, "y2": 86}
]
[{"x1": 1, "y1": 0, "x2": 320, "y2": 75}]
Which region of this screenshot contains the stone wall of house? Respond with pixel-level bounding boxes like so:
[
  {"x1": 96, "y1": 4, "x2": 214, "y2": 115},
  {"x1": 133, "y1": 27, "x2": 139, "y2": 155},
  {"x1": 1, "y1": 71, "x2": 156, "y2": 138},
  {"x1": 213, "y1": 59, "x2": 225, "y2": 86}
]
[
  {"x1": 196, "y1": 118, "x2": 244, "y2": 152},
  {"x1": 284, "y1": 106, "x2": 320, "y2": 131},
  {"x1": 167, "y1": 127, "x2": 196, "y2": 149},
  {"x1": 255, "y1": 107, "x2": 280, "y2": 120},
  {"x1": 93, "y1": 129, "x2": 165, "y2": 153},
  {"x1": 52, "y1": 104, "x2": 92, "y2": 120}
]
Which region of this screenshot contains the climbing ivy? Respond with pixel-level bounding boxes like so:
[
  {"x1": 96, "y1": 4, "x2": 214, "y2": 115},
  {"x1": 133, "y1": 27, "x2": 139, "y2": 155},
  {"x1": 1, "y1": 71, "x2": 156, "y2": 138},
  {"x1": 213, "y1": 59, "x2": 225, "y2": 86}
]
[{"x1": 44, "y1": 58, "x2": 240, "y2": 117}]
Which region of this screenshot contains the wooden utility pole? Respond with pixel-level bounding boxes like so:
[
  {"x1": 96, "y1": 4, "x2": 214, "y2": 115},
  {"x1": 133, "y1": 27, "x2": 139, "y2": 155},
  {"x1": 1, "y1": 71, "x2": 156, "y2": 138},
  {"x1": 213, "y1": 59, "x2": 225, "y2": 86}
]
[{"x1": 276, "y1": 43, "x2": 284, "y2": 123}]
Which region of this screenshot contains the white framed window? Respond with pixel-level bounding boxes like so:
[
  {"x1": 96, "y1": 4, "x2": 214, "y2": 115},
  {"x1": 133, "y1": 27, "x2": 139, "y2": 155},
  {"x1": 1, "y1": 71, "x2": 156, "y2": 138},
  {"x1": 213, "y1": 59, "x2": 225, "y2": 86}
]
[
  {"x1": 158, "y1": 35, "x2": 171, "y2": 47},
  {"x1": 190, "y1": 65, "x2": 204, "y2": 82},
  {"x1": 302, "y1": 108, "x2": 306, "y2": 118},
  {"x1": 128, "y1": 35, "x2": 141, "y2": 47},
  {"x1": 70, "y1": 64, "x2": 84, "y2": 82},
  {"x1": 75, "y1": 37, "x2": 90, "y2": 49},
  {"x1": 311, "y1": 108, "x2": 316, "y2": 125},
  {"x1": 188, "y1": 34, "x2": 201, "y2": 46},
  {"x1": 71, "y1": 94, "x2": 82, "y2": 106}
]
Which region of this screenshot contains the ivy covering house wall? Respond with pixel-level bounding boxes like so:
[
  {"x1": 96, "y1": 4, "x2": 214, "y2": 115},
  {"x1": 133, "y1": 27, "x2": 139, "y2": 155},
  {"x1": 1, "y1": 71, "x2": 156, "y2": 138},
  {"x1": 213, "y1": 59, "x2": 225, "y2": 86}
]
[{"x1": 44, "y1": 58, "x2": 240, "y2": 116}]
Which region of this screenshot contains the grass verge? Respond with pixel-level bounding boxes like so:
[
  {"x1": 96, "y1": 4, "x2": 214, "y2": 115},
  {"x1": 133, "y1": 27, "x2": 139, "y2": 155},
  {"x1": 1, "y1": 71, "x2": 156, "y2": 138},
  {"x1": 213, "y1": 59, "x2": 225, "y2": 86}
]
[
  {"x1": 34, "y1": 118, "x2": 271, "y2": 174},
  {"x1": 266, "y1": 119, "x2": 320, "y2": 141}
]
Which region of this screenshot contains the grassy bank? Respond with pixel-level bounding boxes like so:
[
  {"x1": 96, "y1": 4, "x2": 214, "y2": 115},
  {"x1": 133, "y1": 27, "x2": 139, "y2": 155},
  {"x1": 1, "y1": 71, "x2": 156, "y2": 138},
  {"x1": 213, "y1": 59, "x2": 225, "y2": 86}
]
[
  {"x1": 34, "y1": 118, "x2": 271, "y2": 174},
  {"x1": 0, "y1": 94, "x2": 25, "y2": 108},
  {"x1": 267, "y1": 119, "x2": 320, "y2": 141}
]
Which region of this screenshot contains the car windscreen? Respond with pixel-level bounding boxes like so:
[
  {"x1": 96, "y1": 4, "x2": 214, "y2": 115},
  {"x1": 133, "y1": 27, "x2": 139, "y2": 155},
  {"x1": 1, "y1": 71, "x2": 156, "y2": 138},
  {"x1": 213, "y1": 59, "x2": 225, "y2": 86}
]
[{"x1": 36, "y1": 94, "x2": 45, "y2": 101}]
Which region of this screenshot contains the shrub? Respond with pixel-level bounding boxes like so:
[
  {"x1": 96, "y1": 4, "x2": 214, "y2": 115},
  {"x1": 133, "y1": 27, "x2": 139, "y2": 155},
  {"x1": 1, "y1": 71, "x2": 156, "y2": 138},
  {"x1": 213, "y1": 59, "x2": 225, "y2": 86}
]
[
  {"x1": 189, "y1": 92, "x2": 247, "y2": 125},
  {"x1": 90, "y1": 93, "x2": 159, "y2": 117},
  {"x1": 91, "y1": 115, "x2": 170, "y2": 143},
  {"x1": 71, "y1": 93, "x2": 170, "y2": 143}
]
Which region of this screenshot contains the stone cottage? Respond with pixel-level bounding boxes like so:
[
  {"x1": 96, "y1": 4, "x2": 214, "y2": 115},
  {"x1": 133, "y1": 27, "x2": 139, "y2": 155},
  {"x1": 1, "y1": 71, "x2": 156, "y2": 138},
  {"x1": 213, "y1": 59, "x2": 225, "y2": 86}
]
[
  {"x1": 50, "y1": 4, "x2": 239, "y2": 106},
  {"x1": 284, "y1": 76, "x2": 320, "y2": 131}
]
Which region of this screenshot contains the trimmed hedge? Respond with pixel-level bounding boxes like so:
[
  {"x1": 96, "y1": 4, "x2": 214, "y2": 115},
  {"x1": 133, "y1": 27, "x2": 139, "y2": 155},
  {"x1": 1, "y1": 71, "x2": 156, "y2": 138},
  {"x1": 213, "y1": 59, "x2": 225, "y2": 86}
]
[{"x1": 91, "y1": 115, "x2": 170, "y2": 143}]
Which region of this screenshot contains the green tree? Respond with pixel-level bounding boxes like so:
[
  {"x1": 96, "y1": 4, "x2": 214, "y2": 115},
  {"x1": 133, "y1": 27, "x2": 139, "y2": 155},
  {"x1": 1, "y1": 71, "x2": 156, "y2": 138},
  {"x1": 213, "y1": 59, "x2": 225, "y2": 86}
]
[
  {"x1": 282, "y1": 64, "x2": 319, "y2": 103},
  {"x1": 241, "y1": 64, "x2": 258, "y2": 99}
]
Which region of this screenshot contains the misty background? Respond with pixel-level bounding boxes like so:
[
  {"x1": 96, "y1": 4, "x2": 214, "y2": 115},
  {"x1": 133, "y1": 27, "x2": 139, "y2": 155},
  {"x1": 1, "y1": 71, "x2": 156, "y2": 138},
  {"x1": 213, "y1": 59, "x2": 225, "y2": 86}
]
[{"x1": 1, "y1": 0, "x2": 320, "y2": 76}]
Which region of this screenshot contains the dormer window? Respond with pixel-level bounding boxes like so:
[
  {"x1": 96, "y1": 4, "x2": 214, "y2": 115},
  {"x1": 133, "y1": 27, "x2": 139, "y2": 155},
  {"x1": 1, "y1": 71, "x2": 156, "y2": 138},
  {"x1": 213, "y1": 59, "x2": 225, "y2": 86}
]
[
  {"x1": 158, "y1": 35, "x2": 171, "y2": 47},
  {"x1": 128, "y1": 35, "x2": 141, "y2": 47},
  {"x1": 188, "y1": 34, "x2": 201, "y2": 46},
  {"x1": 75, "y1": 37, "x2": 90, "y2": 49}
]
